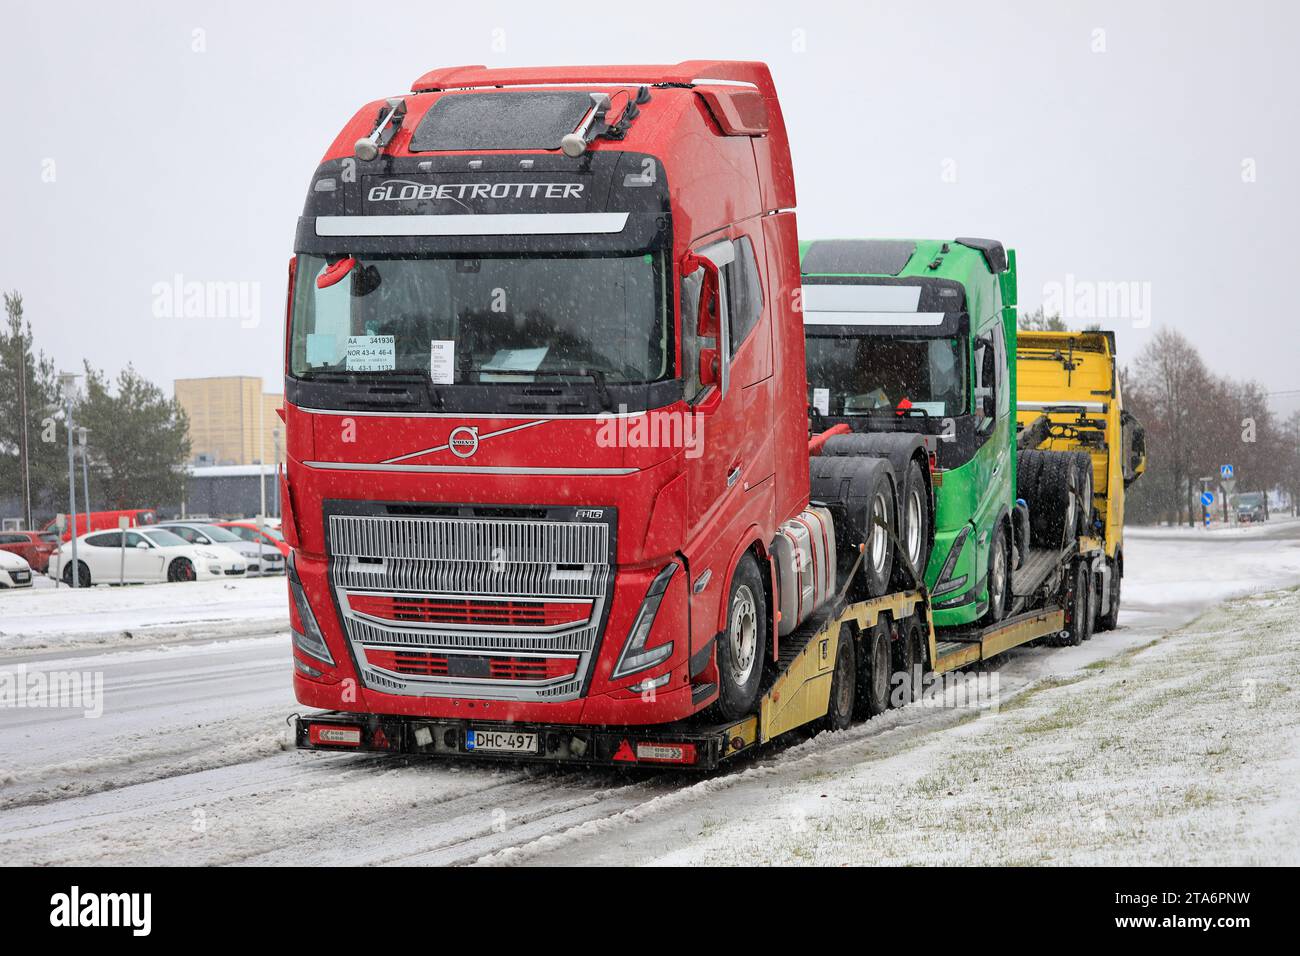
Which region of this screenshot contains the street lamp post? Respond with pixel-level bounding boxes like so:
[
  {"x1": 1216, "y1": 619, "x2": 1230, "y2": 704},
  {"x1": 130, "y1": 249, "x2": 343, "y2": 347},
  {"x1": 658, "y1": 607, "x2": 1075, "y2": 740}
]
[
  {"x1": 78, "y1": 427, "x2": 91, "y2": 521},
  {"x1": 59, "y1": 372, "x2": 81, "y2": 588}
]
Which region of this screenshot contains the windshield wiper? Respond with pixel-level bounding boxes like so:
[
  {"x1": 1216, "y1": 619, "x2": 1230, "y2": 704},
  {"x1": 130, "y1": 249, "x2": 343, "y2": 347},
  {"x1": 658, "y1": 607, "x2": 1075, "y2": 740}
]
[
  {"x1": 306, "y1": 370, "x2": 444, "y2": 410},
  {"x1": 482, "y1": 368, "x2": 613, "y2": 411}
]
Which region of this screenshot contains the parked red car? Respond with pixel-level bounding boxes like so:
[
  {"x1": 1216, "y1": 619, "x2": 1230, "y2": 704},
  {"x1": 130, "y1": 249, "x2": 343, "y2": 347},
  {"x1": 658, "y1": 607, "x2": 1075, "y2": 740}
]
[
  {"x1": 217, "y1": 522, "x2": 291, "y2": 558},
  {"x1": 0, "y1": 530, "x2": 60, "y2": 573}
]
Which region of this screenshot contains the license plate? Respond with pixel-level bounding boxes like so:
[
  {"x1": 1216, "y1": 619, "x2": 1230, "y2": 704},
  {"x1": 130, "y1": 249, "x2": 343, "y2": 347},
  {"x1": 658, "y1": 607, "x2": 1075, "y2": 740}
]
[{"x1": 465, "y1": 729, "x2": 538, "y2": 754}]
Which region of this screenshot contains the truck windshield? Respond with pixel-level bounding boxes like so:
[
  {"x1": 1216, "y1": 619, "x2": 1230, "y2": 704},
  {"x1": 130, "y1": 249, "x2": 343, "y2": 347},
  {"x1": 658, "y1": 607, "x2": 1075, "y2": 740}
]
[
  {"x1": 805, "y1": 334, "x2": 966, "y2": 417},
  {"x1": 290, "y1": 253, "x2": 670, "y2": 385}
]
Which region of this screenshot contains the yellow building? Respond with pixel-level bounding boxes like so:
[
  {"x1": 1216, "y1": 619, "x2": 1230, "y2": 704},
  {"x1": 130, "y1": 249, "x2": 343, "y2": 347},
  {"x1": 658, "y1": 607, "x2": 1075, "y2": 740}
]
[{"x1": 174, "y1": 377, "x2": 284, "y2": 467}]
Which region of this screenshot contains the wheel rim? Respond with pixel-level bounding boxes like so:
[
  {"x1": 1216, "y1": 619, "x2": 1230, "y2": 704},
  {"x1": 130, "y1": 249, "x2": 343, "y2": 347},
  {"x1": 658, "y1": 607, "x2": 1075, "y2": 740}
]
[
  {"x1": 870, "y1": 493, "x2": 889, "y2": 574},
  {"x1": 905, "y1": 490, "x2": 922, "y2": 567},
  {"x1": 990, "y1": 539, "x2": 1006, "y2": 615},
  {"x1": 728, "y1": 584, "x2": 758, "y2": 686}
]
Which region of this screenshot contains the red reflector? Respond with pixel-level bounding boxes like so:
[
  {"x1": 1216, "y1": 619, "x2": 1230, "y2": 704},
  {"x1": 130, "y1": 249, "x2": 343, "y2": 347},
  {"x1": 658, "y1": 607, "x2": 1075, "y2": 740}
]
[
  {"x1": 309, "y1": 724, "x2": 362, "y2": 747},
  {"x1": 612, "y1": 739, "x2": 637, "y2": 762},
  {"x1": 635, "y1": 742, "x2": 697, "y2": 764}
]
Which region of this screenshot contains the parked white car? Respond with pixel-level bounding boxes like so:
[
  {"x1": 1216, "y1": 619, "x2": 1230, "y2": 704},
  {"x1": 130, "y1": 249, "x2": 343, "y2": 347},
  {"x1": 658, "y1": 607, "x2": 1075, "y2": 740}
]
[
  {"x1": 0, "y1": 549, "x2": 34, "y2": 589},
  {"x1": 157, "y1": 521, "x2": 280, "y2": 575},
  {"x1": 49, "y1": 527, "x2": 248, "y2": 586}
]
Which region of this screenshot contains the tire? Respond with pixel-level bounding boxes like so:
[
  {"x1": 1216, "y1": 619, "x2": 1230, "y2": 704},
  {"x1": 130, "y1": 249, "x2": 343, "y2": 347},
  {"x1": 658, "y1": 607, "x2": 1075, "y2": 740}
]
[
  {"x1": 1096, "y1": 556, "x2": 1121, "y2": 631},
  {"x1": 1030, "y1": 452, "x2": 1077, "y2": 551},
  {"x1": 1071, "y1": 453, "x2": 1094, "y2": 538},
  {"x1": 894, "y1": 459, "x2": 931, "y2": 588},
  {"x1": 982, "y1": 521, "x2": 1011, "y2": 624},
  {"x1": 820, "y1": 624, "x2": 856, "y2": 732},
  {"x1": 713, "y1": 555, "x2": 767, "y2": 721},
  {"x1": 854, "y1": 618, "x2": 892, "y2": 719},
  {"x1": 890, "y1": 615, "x2": 925, "y2": 707},
  {"x1": 862, "y1": 468, "x2": 896, "y2": 598},
  {"x1": 61, "y1": 560, "x2": 91, "y2": 588},
  {"x1": 1063, "y1": 562, "x2": 1089, "y2": 646},
  {"x1": 1080, "y1": 564, "x2": 1096, "y2": 641},
  {"x1": 168, "y1": 557, "x2": 196, "y2": 583}
]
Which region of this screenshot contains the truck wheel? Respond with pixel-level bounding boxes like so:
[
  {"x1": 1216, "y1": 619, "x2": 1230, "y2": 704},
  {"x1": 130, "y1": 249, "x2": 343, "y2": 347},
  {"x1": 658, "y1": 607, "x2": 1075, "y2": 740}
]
[
  {"x1": 854, "y1": 618, "x2": 892, "y2": 719},
  {"x1": 895, "y1": 459, "x2": 930, "y2": 588},
  {"x1": 982, "y1": 522, "x2": 1011, "y2": 624},
  {"x1": 891, "y1": 616, "x2": 923, "y2": 707},
  {"x1": 1063, "y1": 562, "x2": 1088, "y2": 646},
  {"x1": 1030, "y1": 452, "x2": 1076, "y2": 551},
  {"x1": 1072, "y1": 453, "x2": 1094, "y2": 538},
  {"x1": 863, "y1": 469, "x2": 896, "y2": 597},
  {"x1": 713, "y1": 555, "x2": 767, "y2": 721},
  {"x1": 820, "y1": 624, "x2": 856, "y2": 732},
  {"x1": 1080, "y1": 565, "x2": 1096, "y2": 641},
  {"x1": 1096, "y1": 557, "x2": 1121, "y2": 631}
]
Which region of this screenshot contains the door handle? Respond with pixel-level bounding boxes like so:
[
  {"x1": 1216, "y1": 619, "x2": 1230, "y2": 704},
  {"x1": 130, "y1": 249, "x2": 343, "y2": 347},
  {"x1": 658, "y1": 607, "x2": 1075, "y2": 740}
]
[{"x1": 727, "y1": 465, "x2": 742, "y2": 487}]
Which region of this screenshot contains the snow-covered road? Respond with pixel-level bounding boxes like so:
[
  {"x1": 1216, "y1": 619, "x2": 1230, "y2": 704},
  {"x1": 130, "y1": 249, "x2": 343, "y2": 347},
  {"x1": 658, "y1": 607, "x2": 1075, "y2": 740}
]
[{"x1": 1, "y1": 519, "x2": 1298, "y2": 865}]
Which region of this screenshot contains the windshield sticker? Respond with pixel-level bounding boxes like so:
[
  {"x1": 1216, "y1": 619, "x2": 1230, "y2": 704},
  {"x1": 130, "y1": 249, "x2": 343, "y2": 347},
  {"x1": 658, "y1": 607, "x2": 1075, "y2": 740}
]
[
  {"x1": 345, "y1": 335, "x2": 395, "y2": 372},
  {"x1": 812, "y1": 387, "x2": 830, "y2": 416},
  {"x1": 430, "y1": 340, "x2": 455, "y2": 384},
  {"x1": 305, "y1": 333, "x2": 337, "y2": 367},
  {"x1": 481, "y1": 347, "x2": 549, "y2": 382}
]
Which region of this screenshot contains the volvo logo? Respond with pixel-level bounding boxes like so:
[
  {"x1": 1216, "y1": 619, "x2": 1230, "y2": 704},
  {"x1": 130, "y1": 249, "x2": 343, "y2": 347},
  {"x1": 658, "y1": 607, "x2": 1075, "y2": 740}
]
[{"x1": 447, "y1": 425, "x2": 480, "y2": 458}]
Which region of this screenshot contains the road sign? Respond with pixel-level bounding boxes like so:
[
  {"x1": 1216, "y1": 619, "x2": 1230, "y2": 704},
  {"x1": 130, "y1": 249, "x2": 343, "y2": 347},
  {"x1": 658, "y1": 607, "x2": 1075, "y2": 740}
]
[
  {"x1": 1221, "y1": 479, "x2": 1237, "y2": 497},
  {"x1": 1201, "y1": 491, "x2": 1214, "y2": 507},
  {"x1": 1221, "y1": 464, "x2": 1234, "y2": 479}
]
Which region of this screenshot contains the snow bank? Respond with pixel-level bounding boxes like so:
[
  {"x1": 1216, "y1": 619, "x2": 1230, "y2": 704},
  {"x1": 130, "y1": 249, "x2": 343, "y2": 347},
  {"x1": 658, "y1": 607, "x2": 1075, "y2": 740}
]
[{"x1": 0, "y1": 576, "x2": 288, "y2": 655}]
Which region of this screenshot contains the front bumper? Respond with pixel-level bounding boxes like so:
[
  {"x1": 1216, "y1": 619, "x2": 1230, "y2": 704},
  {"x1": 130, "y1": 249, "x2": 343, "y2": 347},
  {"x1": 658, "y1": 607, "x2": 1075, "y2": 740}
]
[{"x1": 294, "y1": 708, "x2": 751, "y2": 770}]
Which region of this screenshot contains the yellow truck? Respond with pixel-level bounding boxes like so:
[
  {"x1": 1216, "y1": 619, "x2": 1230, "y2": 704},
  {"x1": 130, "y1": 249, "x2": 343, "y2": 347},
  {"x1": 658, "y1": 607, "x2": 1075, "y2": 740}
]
[{"x1": 1015, "y1": 330, "x2": 1146, "y2": 631}]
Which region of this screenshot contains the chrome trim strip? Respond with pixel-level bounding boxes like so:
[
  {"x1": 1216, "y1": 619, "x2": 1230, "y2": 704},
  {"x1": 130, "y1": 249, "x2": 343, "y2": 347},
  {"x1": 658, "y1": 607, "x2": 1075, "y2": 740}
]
[
  {"x1": 295, "y1": 405, "x2": 649, "y2": 421},
  {"x1": 315, "y1": 212, "x2": 630, "y2": 237},
  {"x1": 305, "y1": 461, "x2": 638, "y2": 475},
  {"x1": 381, "y1": 420, "x2": 546, "y2": 464}
]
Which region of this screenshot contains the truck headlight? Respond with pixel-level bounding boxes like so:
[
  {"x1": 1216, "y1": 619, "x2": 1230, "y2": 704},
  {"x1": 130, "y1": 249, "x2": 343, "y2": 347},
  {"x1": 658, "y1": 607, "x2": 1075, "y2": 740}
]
[
  {"x1": 931, "y1": 525, "x2": 971, "y2": 597},
  {"x1": 287, "y1": 553, "x2": 334, "y2": 666},
  {"x1": 612, "y1": 563, "x2": 677, "y2": 680}
]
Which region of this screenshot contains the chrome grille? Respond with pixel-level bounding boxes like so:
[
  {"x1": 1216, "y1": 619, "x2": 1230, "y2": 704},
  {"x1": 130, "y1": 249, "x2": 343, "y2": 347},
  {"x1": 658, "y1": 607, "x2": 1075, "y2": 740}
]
[{"x1": 327, "y1": 511, "x2": 612, "y2": 703}]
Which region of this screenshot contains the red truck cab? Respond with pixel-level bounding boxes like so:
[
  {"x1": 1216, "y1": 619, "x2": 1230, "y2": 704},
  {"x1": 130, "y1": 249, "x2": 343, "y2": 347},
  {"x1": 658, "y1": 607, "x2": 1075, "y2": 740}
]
[{"x1": 283, "y1": 61, "x2": 807, "y2": 728}]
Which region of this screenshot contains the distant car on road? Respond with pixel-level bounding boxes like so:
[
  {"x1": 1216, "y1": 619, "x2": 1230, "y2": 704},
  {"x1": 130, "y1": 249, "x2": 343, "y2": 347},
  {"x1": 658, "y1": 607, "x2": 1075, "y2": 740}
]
[
  {"x1": 1234, "y1": 491, "x2": 1269, "y2": 524},
  {"x1": 0, "y1": 530, "x2": 59, "y2": 573},
  {"x1": 157, "y1": 521, "x2": 280, "y2": 575},
  {"x1": 217, "y1": 522, "x2": 291, "y2": 565},
  {"x1": 0, "y1": 549, "x2": 34, "y2": 589},
  {"x1": 49, "y1": 527, "x2": 248, "y2": 586}
]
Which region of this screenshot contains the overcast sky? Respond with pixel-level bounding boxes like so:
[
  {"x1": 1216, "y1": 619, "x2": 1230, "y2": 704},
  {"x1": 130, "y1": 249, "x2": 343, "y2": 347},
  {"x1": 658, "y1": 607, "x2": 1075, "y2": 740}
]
[{"x1": 2, "y1": 0, "x2": 1296, "y2": 416}]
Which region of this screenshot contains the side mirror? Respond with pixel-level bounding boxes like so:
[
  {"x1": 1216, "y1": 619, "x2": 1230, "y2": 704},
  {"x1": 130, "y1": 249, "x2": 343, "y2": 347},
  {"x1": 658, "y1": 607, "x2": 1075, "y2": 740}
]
[
  {"x1": 196, "y1": 536, "x2": 210, "y2": 545},
  {"x1": 982, "y1": 392, "x2": 995, "y2": 420},
  {"x1": 135, "y1": 541, "x2": 150, "y2": 550},
  {"x1": 681, "y1": 252, "x2": 721, "y2": 339}
]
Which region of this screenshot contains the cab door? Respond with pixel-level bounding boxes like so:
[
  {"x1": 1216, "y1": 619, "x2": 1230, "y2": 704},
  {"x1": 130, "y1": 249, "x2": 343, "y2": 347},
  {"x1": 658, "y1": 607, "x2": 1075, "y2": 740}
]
[{"x1": 682, "y1": 239, "x2": 744, "y2": 539}]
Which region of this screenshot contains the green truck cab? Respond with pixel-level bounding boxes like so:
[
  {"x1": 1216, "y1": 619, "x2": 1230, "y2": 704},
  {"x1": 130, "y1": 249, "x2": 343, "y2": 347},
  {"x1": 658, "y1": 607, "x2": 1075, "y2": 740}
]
[{"x1": 800, "y1": 238, "x2": 1019, "y2": 628}]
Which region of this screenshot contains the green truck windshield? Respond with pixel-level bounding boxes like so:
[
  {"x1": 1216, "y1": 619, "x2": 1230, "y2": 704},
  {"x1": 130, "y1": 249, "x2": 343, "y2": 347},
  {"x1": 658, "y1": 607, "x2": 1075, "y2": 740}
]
[
  {"x1": 290, "y1": 253, "x2": 670, "y2": 385},
  {"x1": 806, "y1": 335, "x2": 967, "y2": 417}
]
